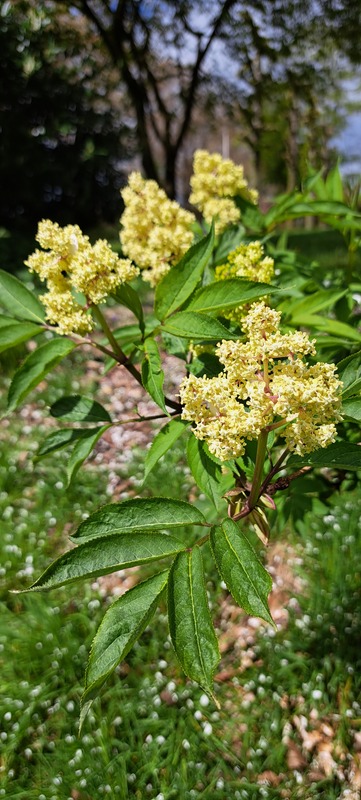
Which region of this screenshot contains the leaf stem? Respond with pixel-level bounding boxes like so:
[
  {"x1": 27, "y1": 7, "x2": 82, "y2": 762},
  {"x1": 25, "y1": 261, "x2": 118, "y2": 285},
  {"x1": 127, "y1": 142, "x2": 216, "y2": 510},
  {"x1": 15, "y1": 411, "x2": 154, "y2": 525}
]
[
  {"x1": 92, "y1": 304, "x2": 182, "y2": 413},
  {"x1": 247, "y1": 428, "x2": 268, "y2": 509}
]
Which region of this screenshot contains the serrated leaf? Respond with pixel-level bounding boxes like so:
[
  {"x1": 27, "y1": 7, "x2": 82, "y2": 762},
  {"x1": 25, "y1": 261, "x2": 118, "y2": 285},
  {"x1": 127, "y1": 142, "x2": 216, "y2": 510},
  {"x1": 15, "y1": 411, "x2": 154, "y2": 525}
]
[
  {"x1": 37, "y1": 427, "x2": 99, "y2": 459},
  {"x1": 187, "y1": 436, "x2": 225, "y2": 508},
  {"x1": 72, "y1": 496, "x2": 207, "y2": 541},
  {"x1": 168, "y1": 548, "x2": 219, "y2": 698},
  {"x1": 0, "y1": 321, "x2": 43, "y2": 353},
  {"x1": 155, "y1": 224, "x2": 214, "y2": 320},
  {"x1": 210, "y1": 519, "x2": 273, "y2": 624},
  {"x1": 342, "y1": 398, "x2": 361, "y2": 421},
  {"x1": 112, "y1": 283, "x2": 144, "y2": 332},
  {"x1": 83, "y1": 571, "x2": 169, "y2": 704},
  {"x1": 0, "y1": 269, "x2": 45, "y2": 323},
  {"x1": 162, "y1": 312, "x2": 237, "y2": 341},
  {"x1": 337, "y1": 350, "x2": 361, "y2": 398},
  {"x1": 287, "y1": 441, "x2": 361, "y2": 471},
  {"x1": 16, "y1": 533, "x2": 184, "y2": 592},
  {"x1": 141, "y1": 337, "x2": 167, "y2": 413},
  {"x1": 7, "y1": 338, "x2": 76, "y2": 411},
  {"x1": 144, "y1": 418, "x2": 188, "y2": 480},
  {"x1": 186, "y1": 278, "x2": 277, "y2": 315},
  {"x1": 66, "y1": 425, "x2": 110, "y2": 485},
  {"x1": 50, "y1": 395, "x2": 112, "y2": 423},
  {"x1": 291, "y1": 313, "x2": 361, "y2": 343}
]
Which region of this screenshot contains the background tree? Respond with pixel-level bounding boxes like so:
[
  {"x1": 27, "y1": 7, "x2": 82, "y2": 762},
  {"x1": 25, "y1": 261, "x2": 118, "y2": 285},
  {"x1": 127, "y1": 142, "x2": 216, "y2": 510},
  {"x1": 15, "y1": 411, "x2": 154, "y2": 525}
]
[{"x1": 0, "y1": 0, "x2": 134, "y2": 231}]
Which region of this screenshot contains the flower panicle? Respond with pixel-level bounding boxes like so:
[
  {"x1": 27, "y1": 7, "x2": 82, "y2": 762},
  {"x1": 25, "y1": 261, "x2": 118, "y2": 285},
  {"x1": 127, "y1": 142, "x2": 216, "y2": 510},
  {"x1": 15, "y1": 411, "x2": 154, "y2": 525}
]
[
  {"x1": 180, "y1": 301, "x2": 343, "y2": 460},
  {"x1": 25, "y1": 219, "x2": 138, "y2": 335},
  {"x1": 119, "y1": 172, "x2": 195, "y2": 286}
]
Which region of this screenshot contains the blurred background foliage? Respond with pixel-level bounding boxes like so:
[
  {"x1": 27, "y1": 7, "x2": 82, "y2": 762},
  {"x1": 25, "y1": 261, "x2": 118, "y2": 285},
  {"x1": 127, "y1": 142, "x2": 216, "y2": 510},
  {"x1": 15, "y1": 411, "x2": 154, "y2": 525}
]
[{"x1": 1, "y1": 0, "x2": 361, "y2": 252}]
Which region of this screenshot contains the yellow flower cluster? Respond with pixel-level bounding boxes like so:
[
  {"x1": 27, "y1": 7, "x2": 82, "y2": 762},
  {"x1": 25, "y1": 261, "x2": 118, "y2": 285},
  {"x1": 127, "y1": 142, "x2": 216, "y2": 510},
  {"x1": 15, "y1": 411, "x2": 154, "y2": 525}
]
[
  {"x1": 216, "y1": 241, "x2": 274, "y2": 284},
  {"x1": 189, "y1": 150, "x2": 258, "y2": 234},
  {"x1": 120, "y1": 172, "x2": 195, "y2": 287},
  {"x1": 26, "y1": 220, "x2": 138, "y2": 335},
  {"x1": 180, "y1": 302, "x2": 342, "y2": 461},
  {"x1": 215, "y1": 241, "x2": 274, "y2": 323}
]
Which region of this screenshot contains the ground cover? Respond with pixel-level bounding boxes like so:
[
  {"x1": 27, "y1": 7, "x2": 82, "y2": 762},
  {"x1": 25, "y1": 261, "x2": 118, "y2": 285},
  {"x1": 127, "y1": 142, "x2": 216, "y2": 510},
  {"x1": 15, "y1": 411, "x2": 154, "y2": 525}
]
[{"x1": 1, "y1": 336, "x2": 360, "y2": 799}]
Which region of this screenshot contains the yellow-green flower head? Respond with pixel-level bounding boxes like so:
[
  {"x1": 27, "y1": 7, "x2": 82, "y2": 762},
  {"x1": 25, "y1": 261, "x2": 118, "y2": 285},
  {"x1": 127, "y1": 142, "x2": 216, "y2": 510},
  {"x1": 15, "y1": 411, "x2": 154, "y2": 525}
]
[
  {"x1": 25, "y1": 220, "x2": 138, "y2": 335},
  {"x1": 215, "y1": 241, "x2": 274, "y2": 284},
  {"x1": 189, "y1": 150, "x2": 258, "y2": 235},
  {"x1": 180, "y1": 301, "x2": 342, "y2": 460},
  {"x1": 120, "y1": 172, "x2": 195, "y2": 286}
]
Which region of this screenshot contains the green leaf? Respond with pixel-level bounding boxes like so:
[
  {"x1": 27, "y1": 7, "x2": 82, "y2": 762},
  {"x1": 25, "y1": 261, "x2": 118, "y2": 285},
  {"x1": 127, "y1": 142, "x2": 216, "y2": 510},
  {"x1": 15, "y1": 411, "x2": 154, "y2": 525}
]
[
  {"x1": 144, "y1": 418, "x2": 188, "y2": 480},
  {"x1": 72, "y1": 496, "x2": 207, "y2": 541},
  {"x1": 7, "y1": 338, "x2": 76, "y2": 412},
  {"x1": 83, "y1": 570, "x2": 169, "y2": 704},
  {"x1": 287, "y1": 442, "x2": 361, "y2": 471},
  {"x1": 0, "y1": 315, "x2": 19, "y2": 329},
  {"x1": 280, "y1": 289, "x2": 347, "y2": 318},
  {"x1": 0, "y1": 321, "x2": 43, "y2": 353},
  {"x1": 186, "y1": 278, "x2": 277, "y2": 315},
  {"x1": 37, "y1": 428, "x2": 100, "y2": 459},
  {"x1": 213, "y1": 224, "x2": 245, "y2": 266},
  {"x1": 50, "y1": 395, "x2": 112, "y2": 423},
  {"x1": 342, "y1": 398, "x2": 361, "y2": 421},
  {"x1": 16, "y1": 533, "x2": 184, "y2": 592},
  {"x1": 141, "y1": 337, "x2": 167, "y2": 413},
  {"x1": 337, "y1": 351, "x2": 361, "y2": 399},
  {"x1": 112, "y1": 283, "x2": 144, "y2": 332},
  {"x1": 0, "y1": 269, "x2": 45, "y2": 323},
  {"x1": 325, "y1": 164, "x2": 344, "y2": 203},
  {"x1": 187, "y1": 436, "x2": 225, "y2": 508},
  {"x1": 154, "y1": 224, "x2": 214, "y2": 321},
  {"x1": 66, "y1": 425, "x2": 111, "y2": 485},
  {"x1": 291, "y1": 313, "x2": 361, "y2": 343},
  {"x1": 210, "y1": 519, "x2": 273, "y2": 625},
  {"x1": 162, "y1": 312, "x2": 238, "y2": 341},
  {"x1": 168, "y1": 548, "x2": 220, "y2": 698}
]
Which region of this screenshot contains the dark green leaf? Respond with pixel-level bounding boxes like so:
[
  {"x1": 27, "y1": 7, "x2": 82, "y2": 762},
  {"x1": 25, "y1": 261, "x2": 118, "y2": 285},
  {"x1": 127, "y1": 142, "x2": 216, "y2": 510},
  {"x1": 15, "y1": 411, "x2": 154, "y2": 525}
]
[
  {"x1": 162, "y1": 312, "x2": 238, "y2": 341},
  {"x1": 287, "y1": 442, "x2": 361, "y2": 470},
  {"x1": 342, "y1": 398, "x2": 361, "y2": 421},
  {"x1": 337, "y1": 351, "x2": 361, "y2": 398},
  {"x1": 0, "y1": 269, "x2": 45, "y2": 323},
  {"x1": 37, "y1": 428, "x2": 99, "y2": 459},
  {"x1": 16, "y1": 533, "x2": 184, "y2": 591},
  {"x1": 7, "y1": 338, "x2": 76, "y2": 411},
  {"x1": 210, "y1": 519, "x2": 273, "y2": 624},
  {"x1": 144, "y1": 418, "x2": 188, "y2": 479},
  {"x1": 83, "y1": 571, "x2": 169, "y2": 704},
  {"x1": 213, "y1": 224, "x2": 245, "y2": 266},
  {"x1": 155, "y1": 224, "x2": 214, "y2": 321},
  {"x1": 186, "y1": 278, "x2": 277, "y2": 315},
  {"x1": 168, "y1": 548, "x2": 219, "y2": 698},
  {"x1": 0, "y1": 321, "x2": 43, "y2": 353},
  {"x1": 141, "y1": 337, "x2": 167, "y2": 413},
  {"x1": 112, "y1": 284, "x2": 144, "y2": 332},
  {"x1": 50, "y1": 395, "x2": 112, "y2": 423},
  {"x1": 187, "y1": 436, "x2": 225, "y2": 508},
  {"x1": 73, "y1": 496, "x2": 207, "y2": 541},
  {"x1": 66, "y1": 425, "x2": 111, "y2": 485}
]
